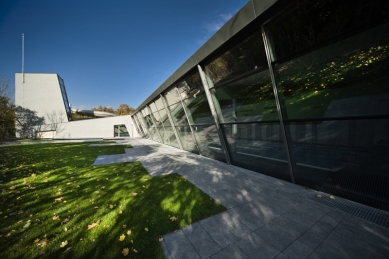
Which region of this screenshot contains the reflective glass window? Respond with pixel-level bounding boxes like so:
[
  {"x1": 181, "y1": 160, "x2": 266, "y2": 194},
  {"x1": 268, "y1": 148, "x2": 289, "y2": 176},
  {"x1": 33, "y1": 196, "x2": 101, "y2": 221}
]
[
  {"x1": 222, "y1": 123, "x2": 290, "y2": 181},
  {"x1": 205, "y1": 30, "x2": 279, "y2": 123},
  {"x1": 158, "y1": 108, "x2": 171, "y2": 127},
  {"x1": 266, "y1": 0, "x2": 389, "y2": 119},
  {"x1": 161, "y1": 126, "x2": 180, "y2": 149},
  {"x1": 286, "y1": 118, "x2": 389, "y2": 211},
  {"x1": 152, "y1": 111, "x2": 162, "y2": 126},
  {"x1": 192, "y1": 124, "x2": 226, "y2": 162},
  {"x1": 155, "y1": 97, "x2": 165, "y2": 111},
  {"x1": 175, "y1": 126, "x2": 198, "y2": 154},
  {"x1": 149, "y1": 102, "x2": 158, "y2": 113},
  {"x1": 165, "y1": 88, "x2": 181, "y2": 106},
  {"x1": 205, "y1": 30, "x2": 268, "y2": 88},
  {"x1": 177, "y1": 72, "x2": 214, "y2": 125},
  {"x1": 169, "y1": 103, "x2": 189, "y2": 126}
]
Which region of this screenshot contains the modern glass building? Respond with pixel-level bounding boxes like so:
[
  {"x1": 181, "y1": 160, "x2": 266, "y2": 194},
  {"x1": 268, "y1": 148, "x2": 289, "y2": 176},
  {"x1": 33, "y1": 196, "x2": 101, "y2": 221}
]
[{"x1": 132, "y1": 0, "x2": 389, "y2": 211}]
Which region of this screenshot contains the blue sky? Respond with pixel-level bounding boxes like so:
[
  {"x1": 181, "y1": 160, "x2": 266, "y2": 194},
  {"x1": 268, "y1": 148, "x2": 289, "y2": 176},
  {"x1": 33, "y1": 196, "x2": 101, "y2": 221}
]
[{"x1": 0, "y1": 0, "x2": 248, "y2": 110}]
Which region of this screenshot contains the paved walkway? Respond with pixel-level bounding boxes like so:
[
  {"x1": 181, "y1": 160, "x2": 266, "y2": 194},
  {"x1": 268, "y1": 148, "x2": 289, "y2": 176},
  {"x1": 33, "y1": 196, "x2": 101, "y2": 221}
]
[{"x1": 93, "y1": 138, "x2": 389, "y2": 259}]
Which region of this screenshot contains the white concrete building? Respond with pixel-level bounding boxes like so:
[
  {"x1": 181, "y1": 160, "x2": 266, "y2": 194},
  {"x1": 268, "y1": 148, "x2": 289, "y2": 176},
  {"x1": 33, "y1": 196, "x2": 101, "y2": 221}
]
[{"x1": 15, "y1": 73, "x2": 138, "y2": 139}]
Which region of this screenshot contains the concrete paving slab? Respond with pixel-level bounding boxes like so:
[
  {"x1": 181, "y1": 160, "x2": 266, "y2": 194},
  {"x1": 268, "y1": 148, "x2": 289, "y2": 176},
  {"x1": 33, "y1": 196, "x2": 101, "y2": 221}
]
[{"x1": 90, "y1": 138, "x2": 389, "y2": 259}]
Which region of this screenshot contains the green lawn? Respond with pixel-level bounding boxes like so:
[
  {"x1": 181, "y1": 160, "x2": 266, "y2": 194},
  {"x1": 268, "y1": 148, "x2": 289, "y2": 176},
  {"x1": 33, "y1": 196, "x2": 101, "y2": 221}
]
[{"x1": 0, "y1": 142, "x2": 225, "y2": 259}]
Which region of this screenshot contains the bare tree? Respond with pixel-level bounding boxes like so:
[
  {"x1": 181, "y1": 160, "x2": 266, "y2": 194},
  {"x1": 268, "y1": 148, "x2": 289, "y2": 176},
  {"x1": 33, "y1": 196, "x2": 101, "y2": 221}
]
[
  {"x1": 46, "y1": 110, "x2": 66, "y2": 136},
  {"x1": 15, "y1": 106, "x2": 45, "y2": 139}
]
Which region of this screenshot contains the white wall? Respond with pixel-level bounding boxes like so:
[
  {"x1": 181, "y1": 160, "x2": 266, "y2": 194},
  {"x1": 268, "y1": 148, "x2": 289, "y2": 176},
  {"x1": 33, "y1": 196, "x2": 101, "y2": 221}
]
[
  {"x1": 15, "y1": 73, "x2": 68, "y2": 123},
  {"x1": 54, "y1": 115, "x2": 139, "y2": 139}
]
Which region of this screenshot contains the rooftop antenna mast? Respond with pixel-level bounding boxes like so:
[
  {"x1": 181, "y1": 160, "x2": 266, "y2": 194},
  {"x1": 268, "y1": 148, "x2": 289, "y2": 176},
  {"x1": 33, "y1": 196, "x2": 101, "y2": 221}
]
[{"x1": 22, "y1": 33, "x2": 24, "y2": 83}]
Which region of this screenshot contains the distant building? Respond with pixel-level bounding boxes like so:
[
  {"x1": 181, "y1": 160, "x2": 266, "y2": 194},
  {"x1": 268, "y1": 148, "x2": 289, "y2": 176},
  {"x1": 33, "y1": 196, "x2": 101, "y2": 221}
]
[{"x1": 15, "y1": 73, "x2": 138, "y2": 139}]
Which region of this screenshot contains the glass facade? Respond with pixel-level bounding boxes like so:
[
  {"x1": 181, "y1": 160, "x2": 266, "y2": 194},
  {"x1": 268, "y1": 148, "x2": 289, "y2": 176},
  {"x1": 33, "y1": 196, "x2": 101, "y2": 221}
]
[
  {"x1": 132, "y1": 0, "x2": 389, "y2": 211},
  {"x1": 58, "y1": 76, "x2": 72, "y2": 120}
]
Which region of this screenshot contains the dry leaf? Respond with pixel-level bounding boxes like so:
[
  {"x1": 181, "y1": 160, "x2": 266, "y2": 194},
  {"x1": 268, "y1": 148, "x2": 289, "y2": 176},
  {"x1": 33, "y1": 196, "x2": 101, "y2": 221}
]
[
  {"x1": 119, "y1": 234, "x2": 125, "y2": 241},
  {"x1": 170, "y1": 216, "x2": 177, "y2": 221},
  {"x1": 54, "y1": 197, "x2": 64, "y2": 202},
  {"x1": 53, "y1": 216, "x2": 60, "y2": 221},
  {"x1": 122, "y1": 248, "x2": 129, "y2": 256},
  {"x1": 38, "y1": 239, "x2": 48, "y2": 247},
  {"x1": 34, "y1": 238, "x2": 40, "y2": 243},
  {"x1": 31, "y1": 174, "x2": 36, "y2": 178},
  {"x1": 329, "y1": 195, "x2": 336, "y2": 200},
  {"x1": 62, "y1": 218, "x2": 70, "y2": 224},
  {"x1": 127, "y1": 230, "x2": 131, "y2": 236},
  {"x1": 122, "y1": 224, "x2": 127, "y2": 228},
  {"x1": 158, "y1": 235, "x2": 163, "y2": 242},
  {"x1": 132, "y1": 193, "x2": 138, "y2": 196},
  {"x1": 87, "y1": 220, "x2": 100, "y2": 230},
  {"x1": 101, "y1": 186, "x2": 105, "y2": 189},
  {"x1": 60, "y1": 240, "x2": 68, "y2": 248},
  {"x1": 9, "y1": 186, "x2": 16, "y2": 190}
]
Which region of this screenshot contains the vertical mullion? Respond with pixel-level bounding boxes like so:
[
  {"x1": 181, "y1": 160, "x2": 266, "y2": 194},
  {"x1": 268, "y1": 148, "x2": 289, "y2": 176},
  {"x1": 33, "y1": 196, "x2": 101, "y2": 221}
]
[
  {"x1": 197, "y1": 65, "x2": 231, "y2": 165},
  {"x1": 131, "y1": 116, "x2": 142, "y2": 137},
  {"x1": 137, "y1": 112, "x2": 151, "y2": 139},
  {"x1": 176, "y1": 87, "x2": 201, "y2": 155},
  {"x1": 147, "y1": 105, "x2": 163, "y2": 143},
  {"x1": 262, "y1": 26, "x2": 295, "y2": 183},
  {"x1": 160, "y1": 94, "x2": 184, "y2": 150},
  {"x1": 156, "y1": 107, "x2": 169, "y2": 145}
]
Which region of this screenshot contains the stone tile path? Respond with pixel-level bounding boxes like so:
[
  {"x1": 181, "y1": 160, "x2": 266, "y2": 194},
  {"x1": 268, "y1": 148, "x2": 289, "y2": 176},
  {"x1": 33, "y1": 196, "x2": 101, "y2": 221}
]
[{"x1": 93, "y1": 138, "x2": 389, "y2": 259}]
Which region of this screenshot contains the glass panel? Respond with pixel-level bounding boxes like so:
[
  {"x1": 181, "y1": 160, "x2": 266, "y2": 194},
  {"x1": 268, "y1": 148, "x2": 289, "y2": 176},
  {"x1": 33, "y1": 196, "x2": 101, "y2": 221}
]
[
  {"x1": 182, "y1": 91, "x2": 214, "y2": 125},
  {"x1": 213, "y1": 69, "x2": 278, "y2": 123},
  {"x1": 287, "y1": 119, "x2": 389, "y2": 211},
  {"x1": 162, "y1": 126, "x2": 180, "y2": 149},
  {"x1": 266, "y1": 0, "x2": 389, "y2": 62},
  {"x1": 158, "y1": 108, "x2": 172, "y2": 127},
  {"x1": 155, "y1": 97, "x2": 164, "y2": 111},
  {"x1": 192, "y1": 124, "x2": 226, "y2": 162},
  {"x1": 149, "y1": 102, "x2": 158, "y2": 113},
  {"x1": 152, "y1": 111, "x2": 162, "y2": 126},
  {"x1": 176, "y1": 72, "x2": 214, "y2": 125},
  {"x1": 165, "y1": 88, "x2": 181, "y2": 106},
  {"x1": 169, "y1": 103, "x2": 189, "y2": 126},
  {"x1": 119, "y1": 124, "x2": 129, "y2": 137},
  {"x1": 205, "y1": 30, "x2": 268, "y2": 87},
  {"x1": 204, "y1": 29, "x2": 279, "y2": 123},
  {"x1": 266, "y1": 1, "x2": 389, "y2": 119},
  {"x1": 222, "y1": 123, "x2": 290, "y2": 182},
  {"x1": 175, "y1": 126, "x2": 198, "y2": 154}
]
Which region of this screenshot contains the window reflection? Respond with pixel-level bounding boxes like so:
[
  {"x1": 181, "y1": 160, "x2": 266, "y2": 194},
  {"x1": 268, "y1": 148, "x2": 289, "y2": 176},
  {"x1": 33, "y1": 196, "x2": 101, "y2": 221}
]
[{"x1": 222, "y1": 123, "x2": 290, "y2": 181}]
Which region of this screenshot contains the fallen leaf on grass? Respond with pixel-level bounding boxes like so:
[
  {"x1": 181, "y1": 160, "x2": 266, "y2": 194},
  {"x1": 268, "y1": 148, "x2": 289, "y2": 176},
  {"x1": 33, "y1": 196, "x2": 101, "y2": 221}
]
[
  {"x1": 119, "y1": 234, "x2": 125, "y2": 241},
  {"x1": 170, "y1": 216, "x2": 177, "y2": 221},
  {"x1": 9, "y1": 186, "x2": 16, "y2": 190},
  {"x1": 87, "y1": 220, "x2": 101, "y2": 230},
  {"x1": 122, "y1": 248, "x2": 129, "y2": 256},
  {"x1": 122, "y1": 224, "x2": 127, "y2": 228},
  {"x1": 54, "y1": 197, "x2": 64, "y2": 202},
  {"x1": 34, "y1": 238, "x2": 40, "y2": 243},
  {"x1": 62, "y1": 218, "x2": 70, "y2": 224},
  {"x1": 127, "y1": 230, "x2": 131, "y2": 236},
  {"x1": 38, "y1": 239, "x2": 48, "y2": 247},
  {"x1": 158, "y1": 235, "x2": 163, "y2": 242},
  {"x1": 60, "y1": 240, "x2": 68, "y2": 248},
  {"x1": 132, "y1": 193, "x2": 138, "y2": 196},
  {"x1": 31, "y1": 174, "x2": 36, "y2": 178},
  {"x1": 53, "y1": 216, "x2": 60, "y2": 221}
]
